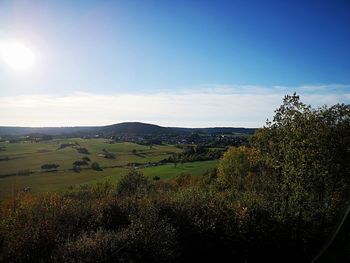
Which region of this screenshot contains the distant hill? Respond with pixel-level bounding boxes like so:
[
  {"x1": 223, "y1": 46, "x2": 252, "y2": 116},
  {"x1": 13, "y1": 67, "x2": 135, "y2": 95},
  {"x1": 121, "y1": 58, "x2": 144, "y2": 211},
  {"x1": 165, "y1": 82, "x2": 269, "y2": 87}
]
[
  {"x1": 96, "y1": 122, "x2": 170, "y2": 136},
  {"x1": 0, "y1": 126, "x2": 96, "y2": 136},
  {"x1": 0, "y1": 122, "x2": 255, "y2": 137}
]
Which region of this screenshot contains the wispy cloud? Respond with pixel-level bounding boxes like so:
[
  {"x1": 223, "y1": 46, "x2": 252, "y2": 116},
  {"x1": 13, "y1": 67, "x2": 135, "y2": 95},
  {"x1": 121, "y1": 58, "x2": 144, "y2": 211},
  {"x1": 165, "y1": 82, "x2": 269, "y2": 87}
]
[{"x1": 0, "y1": 84, "x2": 349, "y2": 127}]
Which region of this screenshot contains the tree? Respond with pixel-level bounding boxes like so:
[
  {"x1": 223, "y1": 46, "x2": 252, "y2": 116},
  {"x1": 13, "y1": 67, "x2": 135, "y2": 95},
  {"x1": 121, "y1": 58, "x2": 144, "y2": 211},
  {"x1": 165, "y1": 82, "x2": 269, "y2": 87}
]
[
  {"x1": 41, "y1": 163, "x2": 60, "y2": 171},
  {"x1": 82, "y1": 156, "x2": 91, "y2": 162},
  {"x1": 73, "y1": 165, "x2": 81, "y2": 173},
  {"x1": 116, "y1": 170, "x2": 151, "y2": 196},
  {"x1": 153, "y1": 175, "x2": 160, "y2": 181},
  {"x1": 91, "y1": 162, "x2": 102, "y2": 171},
  {"x1": 217, "y1": 146, "x2": 259, "y2": 191},
  {"x1": 251, "y1": 93, "x2": 350, "y2": 222},
  {"x1": 73, "y1": 160, "x2": 89, "y2": 166},
  {"x1": 76, "y1": 147, "x2": 90, "y2": 155}
]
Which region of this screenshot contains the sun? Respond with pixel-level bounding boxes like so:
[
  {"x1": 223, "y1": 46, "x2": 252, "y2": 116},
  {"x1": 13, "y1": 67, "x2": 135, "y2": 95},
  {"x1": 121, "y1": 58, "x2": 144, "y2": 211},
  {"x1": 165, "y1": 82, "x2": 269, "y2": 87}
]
[{"x1": 0, "y1": 41, "x2": 35, "y2": 71}]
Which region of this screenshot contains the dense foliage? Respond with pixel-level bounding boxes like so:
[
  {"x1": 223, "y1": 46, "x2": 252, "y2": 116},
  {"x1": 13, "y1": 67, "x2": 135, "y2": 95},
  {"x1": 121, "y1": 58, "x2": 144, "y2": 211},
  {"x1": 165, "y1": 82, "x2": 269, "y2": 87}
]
[
  {"x1": 41, "y1": 163, "x2": 60, "y2": 170},
  {"x1": 252, "y1": 94, "x2": 350, "y2": 222},
  {"x1": 167, "y1": 145, "x2": 224, "y2": 163},
  {"x1": 0, "y1": 94, "x2": 349, "y2": 262}
]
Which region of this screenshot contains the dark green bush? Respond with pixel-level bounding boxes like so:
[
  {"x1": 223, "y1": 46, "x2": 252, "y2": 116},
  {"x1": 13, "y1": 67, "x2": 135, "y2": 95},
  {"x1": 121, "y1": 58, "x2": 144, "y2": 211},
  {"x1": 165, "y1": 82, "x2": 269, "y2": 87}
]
[
  {"x1": 41, "y1": 163, "x2": 60, "y2": 170},
  {"x1": 91, "y1": 162, "x2": 102, "y2": 171},
  {"x1": 73, "y1": 165, "x2": 81, "y2": 173},
  {"x1": 0, "y1": 194, "x2": 100, "y2": 262},
  {"x1": 82, "y1": 156, "x2": 91, "y2": 162},
  {"x1": 55, "y1": 208, "x2": 177, "y2": 263},
  {"x1": 76, "y1": 147, "x2": 89, "y2": 154},
  {"x1": 116, "y1": 170, "x2": 152, "y2": 196},
  {"x1": 72, "y1": 160, "x2": 89, "y2": 166}
]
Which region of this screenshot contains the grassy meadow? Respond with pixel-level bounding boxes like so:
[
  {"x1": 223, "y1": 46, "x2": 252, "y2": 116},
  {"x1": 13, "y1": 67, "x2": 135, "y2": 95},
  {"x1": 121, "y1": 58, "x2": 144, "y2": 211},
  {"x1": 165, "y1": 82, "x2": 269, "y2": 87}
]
[
  {"x1": 0, "y1": 138, "x2": 218, "y2": 198},
  {"x1": 142, "y1": 160, "x2": 218, "y2": 180}
]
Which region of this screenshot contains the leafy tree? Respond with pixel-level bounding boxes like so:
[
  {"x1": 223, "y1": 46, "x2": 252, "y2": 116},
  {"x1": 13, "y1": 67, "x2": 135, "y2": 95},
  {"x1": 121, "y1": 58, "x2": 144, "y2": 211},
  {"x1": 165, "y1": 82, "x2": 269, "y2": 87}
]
[
  {"x1": 73, "y1": 160, "x2": 89, "y2": 166},
  {"x1": 217, "y1": 146, "x2": 259, "y2": 191},
  {"x1": 91, "y1": 162, "x2": 102, "y2": 171},
  {"x1": 104, "y1": 152, "x2": 116, "y2": 159},
  {"x1": 116, "y1": 169, "x2": 151, "y2": 196},
  {"x1": 73, "y1": 165, "x2": 81, "y2": 173},
  {"x1": 76, "y1": 147, "x2": 90, "y2": 154},
  {"x1": 251, "y1": 93, "x2": 350, "y2": 227},
  {"x1": 153, "y1": 175, "x2": 160, "y2": 181},
  {"x1": 102, "y1": 148, "x2": 116, "y2": 159},
  {"x1": 41, "y1": 163, "x2": 60, "y2": 170},
  {"x1": 82, "y1": 156, "x2": 91, "y2": 162}
]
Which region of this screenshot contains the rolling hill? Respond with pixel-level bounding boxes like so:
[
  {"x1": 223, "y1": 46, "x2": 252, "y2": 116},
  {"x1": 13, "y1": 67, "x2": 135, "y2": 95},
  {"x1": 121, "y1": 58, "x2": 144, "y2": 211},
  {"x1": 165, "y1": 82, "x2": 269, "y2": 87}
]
[{"x1": 0, "y1": 122, "x2": 255, "y2": 137}]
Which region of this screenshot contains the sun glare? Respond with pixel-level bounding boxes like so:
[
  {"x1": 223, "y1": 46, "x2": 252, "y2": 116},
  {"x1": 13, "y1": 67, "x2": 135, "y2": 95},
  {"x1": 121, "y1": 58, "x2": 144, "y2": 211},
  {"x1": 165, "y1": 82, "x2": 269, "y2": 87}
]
[{"x1": 0, "y1": 41, "x2": 35, "y2": 71}]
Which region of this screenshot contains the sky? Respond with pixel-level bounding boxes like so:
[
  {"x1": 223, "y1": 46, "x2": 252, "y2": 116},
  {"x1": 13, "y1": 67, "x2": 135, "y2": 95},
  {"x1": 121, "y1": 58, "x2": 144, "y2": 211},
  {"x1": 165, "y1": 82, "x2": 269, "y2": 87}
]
[{"x1": 0, "y1": 0, "x2": 349, "y2": 127}]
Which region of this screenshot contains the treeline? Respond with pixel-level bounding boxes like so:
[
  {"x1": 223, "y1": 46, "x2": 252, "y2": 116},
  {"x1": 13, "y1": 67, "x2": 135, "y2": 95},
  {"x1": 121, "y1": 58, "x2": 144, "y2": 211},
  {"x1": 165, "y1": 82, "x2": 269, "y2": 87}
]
[
  {"x1": 0, "y1": 94, "x2": 349, "y2": 262},
  {"x1": 167, "y1": 145, "x2": 224, "y2": 163}
]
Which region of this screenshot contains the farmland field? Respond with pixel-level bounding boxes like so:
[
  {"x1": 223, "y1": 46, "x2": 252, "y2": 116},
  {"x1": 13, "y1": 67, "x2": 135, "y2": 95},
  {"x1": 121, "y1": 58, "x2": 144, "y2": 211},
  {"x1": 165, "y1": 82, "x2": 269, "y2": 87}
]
[
  {"x1": 0, "y1": 139, "x2": 218, "y2": 198},
  {"x1": 142, "y1": 160, "x2": 218, "y2": 180}
]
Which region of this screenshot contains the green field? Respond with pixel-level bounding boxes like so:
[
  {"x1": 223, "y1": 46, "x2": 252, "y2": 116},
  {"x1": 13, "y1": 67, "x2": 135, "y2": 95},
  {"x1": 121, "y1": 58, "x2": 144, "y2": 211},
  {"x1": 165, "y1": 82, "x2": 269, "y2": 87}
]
[
  {"x1": 0, "y1": 139, "x2": 218, "y2": 198},
  {"x1": 142, "y1": 160, "x2": 218, "y2": 180}
]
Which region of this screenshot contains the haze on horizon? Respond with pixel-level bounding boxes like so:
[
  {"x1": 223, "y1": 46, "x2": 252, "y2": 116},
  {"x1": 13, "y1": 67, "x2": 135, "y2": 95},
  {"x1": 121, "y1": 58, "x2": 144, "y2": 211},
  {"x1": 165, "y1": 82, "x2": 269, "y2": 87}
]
[{"x1": 0, "y1": 0, "x2": 349, "y2": 128}]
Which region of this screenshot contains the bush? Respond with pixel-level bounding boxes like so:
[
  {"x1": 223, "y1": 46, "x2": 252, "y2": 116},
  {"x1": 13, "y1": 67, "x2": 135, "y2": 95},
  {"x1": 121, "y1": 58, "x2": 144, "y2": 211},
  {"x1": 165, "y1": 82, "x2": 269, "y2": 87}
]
[
  {"x1": 116, "y1": 170, "x2": 151, "y2": 196},
  {"x1": 82, "y1": 156, "x2": 91, "y2": 162},
  {"x1": 73, "y1": 160, "x2": 89, "y2": 166},
  {"x1": 217, "y1": 146, "x2": 259, "y2": 190},
  {"x1": 73, "y1": 165, "x2": 81, "y2": 173},
  {"x1": 0, "y1": 193, "x2": 99, "y2": 262},
  {"x1": 58, "y1": 143, "x2": 75, "y2": 149},
  {"x1": 0, "y1": 182, "x2": 327, "y2": 262},
  {"x1": 55, "y1": 209, "x2": 177, "y2": 262},
  {"x1": 104, "y1": 153, "x2": 116, "y2": 159},
  {"x1": 76, "y1": 147, "x2": 90, "y2": 154},
  {"x1": 91, "y1": 162, "x2": 102, "y2": 171},
  {"x1": 175, "y1": 173, "x2": 200, "y2": 188},
  {"x1": 0, "y1": 156, "x2": 9, "y2": 161},
  {"x1": 41, "y1": 163, "x2": 60, "y2": 170}
]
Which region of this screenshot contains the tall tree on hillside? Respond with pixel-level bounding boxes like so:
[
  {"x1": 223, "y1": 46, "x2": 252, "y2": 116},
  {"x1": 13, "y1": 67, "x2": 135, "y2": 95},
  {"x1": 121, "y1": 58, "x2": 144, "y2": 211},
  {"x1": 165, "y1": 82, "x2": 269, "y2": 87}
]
[{"x1": 251, "y1": 94, "x2": 350, "y2": 223}]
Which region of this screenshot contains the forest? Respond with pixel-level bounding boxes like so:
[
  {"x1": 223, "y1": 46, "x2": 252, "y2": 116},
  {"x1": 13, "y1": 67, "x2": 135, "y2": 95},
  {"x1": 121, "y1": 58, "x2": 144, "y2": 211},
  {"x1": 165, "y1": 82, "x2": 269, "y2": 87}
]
[{"x1": 0, "y1": 94, "x2": 349, "y2": 262}]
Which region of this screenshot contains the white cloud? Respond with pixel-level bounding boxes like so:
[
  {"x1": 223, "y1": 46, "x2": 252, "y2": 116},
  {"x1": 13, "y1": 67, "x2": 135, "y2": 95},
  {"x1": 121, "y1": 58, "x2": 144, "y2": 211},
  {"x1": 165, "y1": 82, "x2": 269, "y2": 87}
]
[{"x1": 0, "y1": 85, "x2": 349, "y2": 127}]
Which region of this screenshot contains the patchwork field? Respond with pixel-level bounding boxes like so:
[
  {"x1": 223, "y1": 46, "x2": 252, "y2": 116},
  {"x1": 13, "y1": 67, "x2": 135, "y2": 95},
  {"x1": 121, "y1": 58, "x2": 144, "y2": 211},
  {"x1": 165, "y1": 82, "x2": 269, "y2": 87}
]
[{"x1": 0, "y1": 139, "x2": 218, "y2": 198}]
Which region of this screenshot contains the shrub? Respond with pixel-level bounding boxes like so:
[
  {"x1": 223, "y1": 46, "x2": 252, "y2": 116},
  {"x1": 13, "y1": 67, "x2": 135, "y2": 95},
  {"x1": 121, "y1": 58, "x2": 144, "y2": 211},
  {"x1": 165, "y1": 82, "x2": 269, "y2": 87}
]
[
  {"x1": 91, "y1": 162, "x2": 102, "y2": 171},
  {"x1": 58, "y1": 143, "x2": 75, "y2": 149},
  {"x1": 116, "y1": 170, "x2": 151, "y2": 196},
  {"x1": 175, "y1": 173, "x2": 200, "y2": 188},
  {"x1": 55, "y1": 210, "x2": 177, "y2": 263},
  {"x1": 0, "y1": 193, "x2": 99, "y2": 262},
  {"x1": 73, "y1": 160, "x2": 89, "y2": 166},
  {"x1": 104, "y1": 152, "x2": 116, "y2": 159},
  {"x1": 73, "y1": 165, "x2": 81, "y2": 173},
  {"x1": 0, "y1": 156, "x2": 9, "y2": 161},
  {"x1": 102, "y1": 148, "x2": 116, "y2": 159},
  {"x1": 217, "y1": 146, "x2": 259, "y2": 190},
  {"x1": 76, "y1": 147, "x2": 90, "y2": 154},
  {"x1": 82, "y1": 156, "x2": 91, "y2": 162},
  {"x1": 41, "y1": 163, "x2": 60, "y2": 170}
]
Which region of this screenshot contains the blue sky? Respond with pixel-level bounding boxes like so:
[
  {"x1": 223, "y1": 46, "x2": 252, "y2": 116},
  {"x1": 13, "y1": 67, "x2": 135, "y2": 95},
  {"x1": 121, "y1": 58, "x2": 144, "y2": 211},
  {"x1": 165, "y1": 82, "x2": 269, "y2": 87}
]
[{"x1": 0, "y1": 0, "x2": 349, "y2": 127}]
